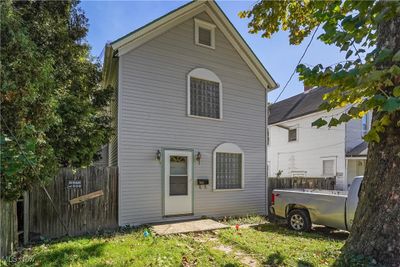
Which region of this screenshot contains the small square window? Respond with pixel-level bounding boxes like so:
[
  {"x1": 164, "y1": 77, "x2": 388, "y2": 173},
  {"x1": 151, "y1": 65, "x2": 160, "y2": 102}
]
[
  {"x1": 198, "y1": 27, "x2": 211, "y2": 46},
  {"x1": 323, "y1": 160, "x2": 335, "y2": 176},
  {"x1": 195, "y1": 19, "x2": 215, "y2": 49},
  {"x1": 288, "y1": 128, "x2": 297, "y2": 142}
]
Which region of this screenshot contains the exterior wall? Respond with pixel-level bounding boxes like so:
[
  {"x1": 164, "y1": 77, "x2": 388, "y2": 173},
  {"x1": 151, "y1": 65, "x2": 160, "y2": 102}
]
[
  {"x1": 117, "y1": 13, "x2": 267, "y2": 225},
  {"x1": 267, "y1": 110, "x2": 347, "y2": 189},
  {"x1": 345, "y1": 118, "x2": 364, "y2": 151},
  {"x1": 346, "y1": 159, "x2": 366, "y2": 188}
]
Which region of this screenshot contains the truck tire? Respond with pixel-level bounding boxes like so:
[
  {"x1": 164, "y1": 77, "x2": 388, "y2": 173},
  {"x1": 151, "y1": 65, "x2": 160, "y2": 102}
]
[{"x1": 287, "y1": 209, "x2": 311, "y2": 232}]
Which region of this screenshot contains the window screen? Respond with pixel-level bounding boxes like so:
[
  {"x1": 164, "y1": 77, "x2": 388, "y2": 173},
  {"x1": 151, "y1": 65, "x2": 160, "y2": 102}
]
[
  {"x1": 190, "y1": 77, "x2": 220, "y2": 119},
  {"x1": 216, "y1": 153, "x2": 242, "y2": 189},
  {"x1": 198, "y1": 27, "x2": 211, "y2": 46},
  {"x1": 323, "y1": 160, "x2": 335, "y2": 176},
  {"x1": 288, "y1": 129, "x2": 297, "y2": 142}
]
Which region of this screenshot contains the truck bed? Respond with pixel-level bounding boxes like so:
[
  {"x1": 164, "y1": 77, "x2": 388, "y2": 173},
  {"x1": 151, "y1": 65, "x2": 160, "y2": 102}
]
[{"x1": 272, "y1": 189, "x2": 347, "y2": 230}]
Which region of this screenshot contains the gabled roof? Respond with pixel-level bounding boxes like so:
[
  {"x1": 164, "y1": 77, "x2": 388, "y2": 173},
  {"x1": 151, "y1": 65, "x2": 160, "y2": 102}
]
[
  {"x1": 346, "y1": 142, "x2": 368, "y2": 157},
  {"x1": 269, "y1": 87, "x2": 335, "y2": 125},
  {"x1": 103, "y1": 0, "x2": 278, "y2": 91}
]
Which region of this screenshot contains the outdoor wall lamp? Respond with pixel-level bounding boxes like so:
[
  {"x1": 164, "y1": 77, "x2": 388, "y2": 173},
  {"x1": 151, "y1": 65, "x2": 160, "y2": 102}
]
[
  {"x1": 156, "y1": 150, "x2": 161, "y2": 161},
  {"x1": 196, "y1": 152, "x2": 202, "y2": 164}
]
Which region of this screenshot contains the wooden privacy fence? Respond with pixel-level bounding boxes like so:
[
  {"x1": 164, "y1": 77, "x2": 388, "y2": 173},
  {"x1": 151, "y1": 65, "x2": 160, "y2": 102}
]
[
  {"x1": 27, "y1": 166, "x2": 118, "y2": 240},
  {"x1": 0, "y1": 200, "x2": 17, "y2": 258},
  {"x1": 268, "y1": 177, "x2": 336, "y2": 206}
]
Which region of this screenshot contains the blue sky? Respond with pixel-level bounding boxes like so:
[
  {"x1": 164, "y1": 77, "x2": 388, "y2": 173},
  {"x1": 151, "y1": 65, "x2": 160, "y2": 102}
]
[{"x1": 80, "y1": 0, "x2": 345, "y2": 101}]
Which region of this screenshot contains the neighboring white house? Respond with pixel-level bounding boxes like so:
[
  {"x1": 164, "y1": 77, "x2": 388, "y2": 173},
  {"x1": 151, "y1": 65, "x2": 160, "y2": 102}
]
[
  {"x1": 267, "y1": 86, "x2": 370, "y2": 190},
  {"x1": 102, "y1": 1, "x2": 278, "y2": 225}
]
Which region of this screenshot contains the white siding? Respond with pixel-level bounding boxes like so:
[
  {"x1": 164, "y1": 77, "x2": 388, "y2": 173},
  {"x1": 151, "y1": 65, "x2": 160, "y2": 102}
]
[
  {"x1": 118, "y1": 13, "x2": 267, "y2": 225},
  {"x1": 267, "y1": 110, "x2": 347, "y2": 189}
]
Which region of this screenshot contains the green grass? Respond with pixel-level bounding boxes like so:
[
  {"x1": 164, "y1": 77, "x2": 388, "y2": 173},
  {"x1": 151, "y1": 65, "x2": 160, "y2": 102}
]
[
  {"x1": 15, "y1": 221, "x2": 353, "y2": 267},
  {"x1": 15, "y1": 229, "x2": 241, "y2": 267},
  {"x1": 219, "y1": 214, "x2": 268, "y2": 226},
  {"x1": 217, "y1": 223, "x2": 346, "y2": 267}
]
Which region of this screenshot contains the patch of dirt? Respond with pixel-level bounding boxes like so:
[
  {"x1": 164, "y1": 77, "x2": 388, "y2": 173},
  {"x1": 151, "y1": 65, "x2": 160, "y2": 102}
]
[{"x1": 192, "y1": 231, "x2": 259, "y2": 267}]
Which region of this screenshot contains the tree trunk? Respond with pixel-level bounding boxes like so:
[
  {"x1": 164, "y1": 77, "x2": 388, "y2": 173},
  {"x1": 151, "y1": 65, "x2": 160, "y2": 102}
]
[{"x1": 341, "y1": 15, "x2": 400, "y2": 267}]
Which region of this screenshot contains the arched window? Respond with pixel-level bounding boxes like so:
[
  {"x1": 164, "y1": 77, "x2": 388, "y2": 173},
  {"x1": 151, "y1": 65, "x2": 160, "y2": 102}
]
[
  {"x1": 213, "y1": 143, "x2": 244, "y2": 190},
  {"x1": 187, "y1": 68, "x2": 222, "y2": 120}
]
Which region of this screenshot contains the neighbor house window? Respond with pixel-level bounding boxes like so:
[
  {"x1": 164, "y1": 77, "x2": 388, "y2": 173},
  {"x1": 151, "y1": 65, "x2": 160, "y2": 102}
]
[
  {"x1": 194, "y1": 19, "x2": 215, "y2": 49},
  {"x1": 362, "y1": 114, "x2": 369, "y2": 136},
  {"x1": 322, "y1": 159, "x2": 335, "y2": 176},
  {"x1": 187, "y1": 68, "x2": 222, "y2": 119},
  {"x1": 288, "y1": 128, "x2": 297, "y2": 142},
  {"x1": 213, "y1": 143, "x2": 244, "y2": 190}
]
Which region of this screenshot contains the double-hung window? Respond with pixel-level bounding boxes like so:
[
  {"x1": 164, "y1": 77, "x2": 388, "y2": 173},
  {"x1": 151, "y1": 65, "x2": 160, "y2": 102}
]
[
  {"x1": 187, "y1": 68, "x2": 222, "y2": 119},
  {"x1": 213, "y1": 143, "x2": 244, "y2": 190}
]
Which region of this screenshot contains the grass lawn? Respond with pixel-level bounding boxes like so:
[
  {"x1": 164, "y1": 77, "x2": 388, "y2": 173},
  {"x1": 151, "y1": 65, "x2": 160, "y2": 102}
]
[
  {"x1": 14, "y1": 217, "x2": 350, "y2": 267},
  {"x1": 217, "y1": 223, "x2": 346, "y2": 266}
]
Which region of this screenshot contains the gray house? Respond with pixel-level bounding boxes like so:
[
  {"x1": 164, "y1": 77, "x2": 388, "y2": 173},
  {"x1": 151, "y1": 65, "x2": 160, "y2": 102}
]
[{"x1": 103, "y1": 0, "x2": 278, "y2": 226}]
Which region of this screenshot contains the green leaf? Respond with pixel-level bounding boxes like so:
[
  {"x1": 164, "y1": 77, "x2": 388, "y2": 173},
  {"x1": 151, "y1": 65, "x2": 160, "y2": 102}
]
[
  {"x1": 339, "y1": 113, "x2": 352, "y2": 123},
  {"x1": 393, "y1": 50, "x2": 400, "y2": 62},
  {"x1": 312, "y1": 118, "x2": 327, "y2": 128},
  {"x1": 393, "y1": 86, "x2": 400, "y2": 97},
  {"x1": 328, "y1": 118, "x2": 340, "y2": 127},
  {"x1": 345, "y1": 50, "x2": 353, "y2": 59},
  {"x1": 363, "y1": 129, "x2": 380, "y2": 143},
  {"x1": 382, "y1": 97, "x2": 400, "y2": 112}
]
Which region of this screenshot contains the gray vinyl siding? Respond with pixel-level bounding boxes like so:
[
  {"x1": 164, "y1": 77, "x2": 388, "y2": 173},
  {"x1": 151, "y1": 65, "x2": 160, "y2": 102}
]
[{"x1": 118, "y1": 12, "x2": 267, "y2": 225}]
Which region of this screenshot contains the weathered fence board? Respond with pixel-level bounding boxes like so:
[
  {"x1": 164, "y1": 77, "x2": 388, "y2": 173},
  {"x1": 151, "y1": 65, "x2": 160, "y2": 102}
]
[
  {"x1": 268, "y1": 177, "x2": 336, "y2": 207},
  {"x1": 28, "y1": 167, "x2": 118, "y2": 240},
  {"x1": 0, "y1": 199, "x2": 17, "y2": 258}
]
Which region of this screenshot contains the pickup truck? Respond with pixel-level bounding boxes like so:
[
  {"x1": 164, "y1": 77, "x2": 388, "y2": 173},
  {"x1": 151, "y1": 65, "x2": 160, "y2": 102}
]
[{"x1": 269, "y1": 177, "x2": 363, "y2": 232}]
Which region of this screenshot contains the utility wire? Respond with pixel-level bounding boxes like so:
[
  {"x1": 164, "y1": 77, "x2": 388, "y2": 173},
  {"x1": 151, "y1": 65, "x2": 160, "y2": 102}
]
[
  {"x1": 273, "y1": 25, "x2": 320, "y2": 104},
  {"x1": 0, "y1": 116, "x2": 70, "y2": 236}
]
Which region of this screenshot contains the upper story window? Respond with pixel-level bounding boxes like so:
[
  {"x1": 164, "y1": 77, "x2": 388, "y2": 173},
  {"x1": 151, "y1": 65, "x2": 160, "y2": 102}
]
[
  {"x1": 213, "y1": 143, "x2": 244, "y2": 190},
  {"x1": 288, "y1": 128, "x2": 297, "y2": 142},
  {"x1": 187, "y1": 68, "x2": 222, "y2": 120},
  {"x1": 194, "y1": 19, "x2": 215, "y2": 49}
]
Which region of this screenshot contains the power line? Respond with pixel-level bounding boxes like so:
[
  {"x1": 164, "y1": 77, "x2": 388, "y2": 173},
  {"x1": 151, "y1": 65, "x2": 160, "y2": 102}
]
[{"x1": 273, "y1": 25, "x2": 320, "y2": 104}]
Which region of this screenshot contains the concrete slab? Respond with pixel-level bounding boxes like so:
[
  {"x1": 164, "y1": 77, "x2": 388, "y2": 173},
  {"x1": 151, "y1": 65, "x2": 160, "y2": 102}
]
[{"x1": 152, "y1": 219, "x2": 229, "y2": 235}]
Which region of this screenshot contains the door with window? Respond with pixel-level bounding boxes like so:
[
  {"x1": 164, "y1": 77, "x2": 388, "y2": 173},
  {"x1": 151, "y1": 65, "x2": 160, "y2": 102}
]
[{"x1": 164, "y1": 150, "x2": 193, "y2": 216}]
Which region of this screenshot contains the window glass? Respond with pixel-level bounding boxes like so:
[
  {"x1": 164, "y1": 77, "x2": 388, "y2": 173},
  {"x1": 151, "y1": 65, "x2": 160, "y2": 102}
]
[
  {"x1": 288, "y1": 129, "x2": 297, "y2": 142},
  {"x1": 170, "y1": 156, "x2": 188, "y2": 196},
  {"x1": 190, "y1": 77, "x2": 220, "y2": 119},
  {"x1": 216, "y1": 153, "x2": 242, "y2": 189},
  {"x1": 198, "y1": 27, "x2": 211, "y2": 46}
]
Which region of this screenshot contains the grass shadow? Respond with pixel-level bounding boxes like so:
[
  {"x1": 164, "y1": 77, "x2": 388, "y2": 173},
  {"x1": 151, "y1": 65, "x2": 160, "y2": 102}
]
[
  {"x1": 251, "y1": 223, "x2": 349, "y2": 241},
  {"x1": 263, "y1": 251, "x2": 285, "y2": 266},
  {"x1": 29, "y1": 242, "x2": 105, "y2": 266}
]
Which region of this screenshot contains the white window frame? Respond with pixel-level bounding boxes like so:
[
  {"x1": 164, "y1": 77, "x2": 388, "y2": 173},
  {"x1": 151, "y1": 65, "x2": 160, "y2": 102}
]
[
  {"x1": 213, "y1": 143, "x2": 244, "y2": 191},
  {"x1": 194, "y1": 18, "x2": 216, "y2": 49},
  {"x1": 187, "y1": 68, "x2": 223, "y2": 120},
  {"x1": 322, "y1": 158, "x2": 336, "y2": 177}
]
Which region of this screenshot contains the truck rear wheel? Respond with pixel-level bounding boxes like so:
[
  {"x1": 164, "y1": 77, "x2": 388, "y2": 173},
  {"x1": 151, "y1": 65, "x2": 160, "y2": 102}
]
[{"x1": 287, "y1": 209, "x2": 311, "y2": 232}]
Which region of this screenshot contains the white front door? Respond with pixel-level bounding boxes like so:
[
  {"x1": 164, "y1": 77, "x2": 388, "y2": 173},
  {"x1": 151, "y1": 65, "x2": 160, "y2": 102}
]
[{"x1": 164, "y1": 150, "x2": 193, "y2": 216}]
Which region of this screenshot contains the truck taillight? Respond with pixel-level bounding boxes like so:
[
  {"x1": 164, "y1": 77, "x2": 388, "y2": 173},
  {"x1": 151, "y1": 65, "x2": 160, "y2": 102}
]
[{"x1": 271, "y1": 193, "x2": 279, "y2": 205}]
